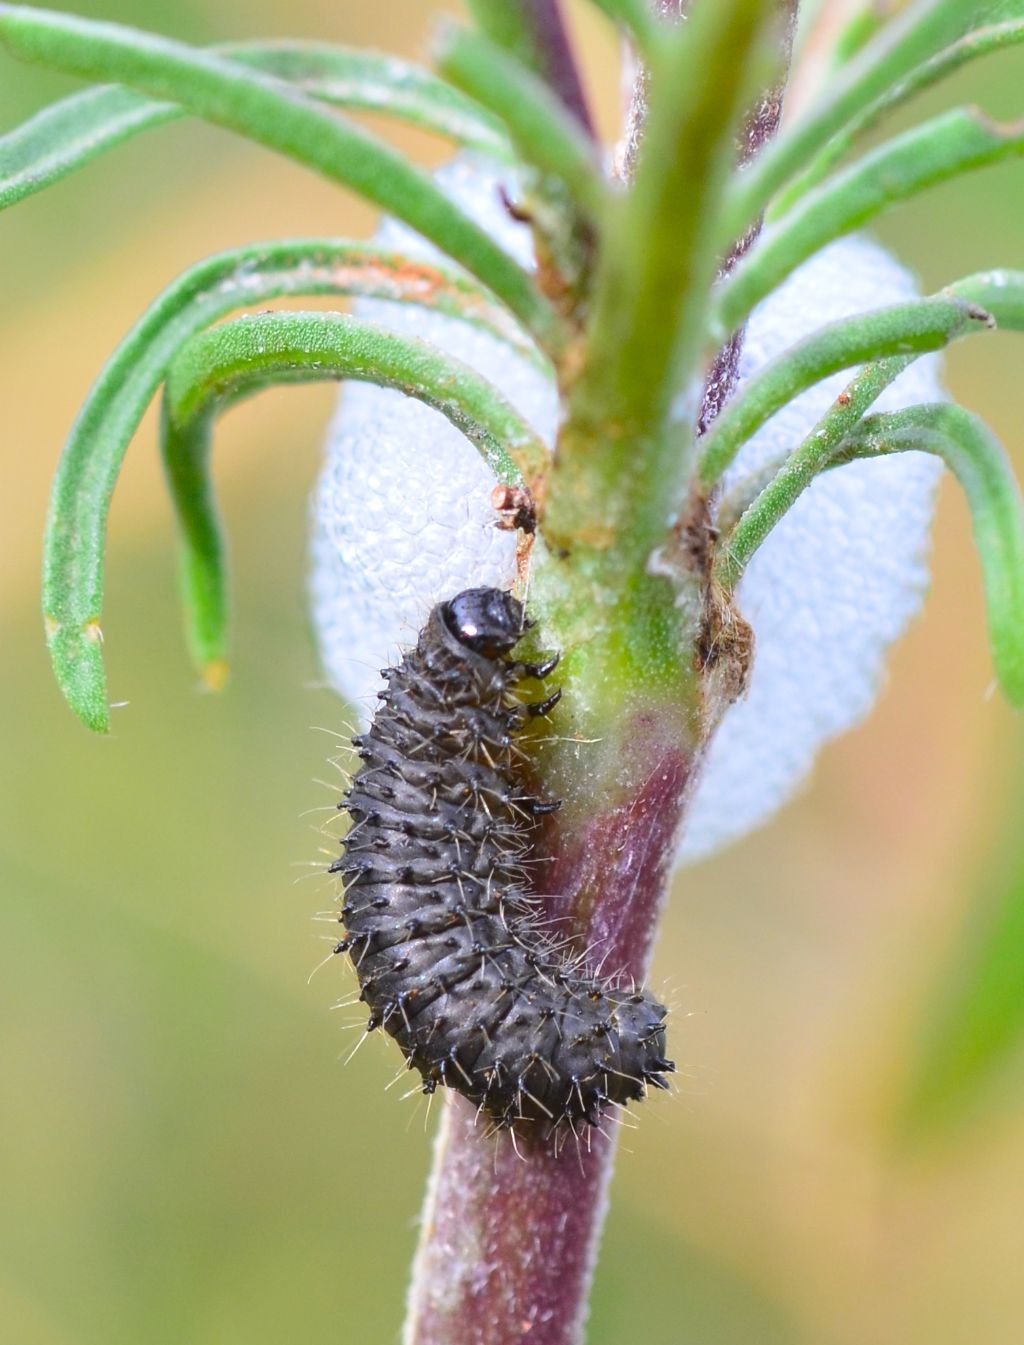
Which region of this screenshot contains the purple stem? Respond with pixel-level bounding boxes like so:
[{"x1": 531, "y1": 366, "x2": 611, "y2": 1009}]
[
  {"x1": 410, "y1": 1109, "x2": 615, "y2": 1345},
  {"x1": 406, "y1": 732, "x2": 693, "y2": 1345},
  {"x1": 509, "y1": 0, "x2": 596, "y2": 138},
  {"x1": 698, "y1": 0, "x2": 799, "y2": 434}
]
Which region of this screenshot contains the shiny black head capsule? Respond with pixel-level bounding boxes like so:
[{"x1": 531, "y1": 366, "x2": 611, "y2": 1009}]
[{"x1": 442, "y1": 587, "x2": 524, "y2": 657}]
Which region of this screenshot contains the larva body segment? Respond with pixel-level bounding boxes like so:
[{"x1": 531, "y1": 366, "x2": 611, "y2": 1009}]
[{"x1": 332, "y1": 587, "x2": 672, "y2": 1132}]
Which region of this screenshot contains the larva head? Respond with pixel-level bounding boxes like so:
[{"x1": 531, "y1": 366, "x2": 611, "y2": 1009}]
[{"x1": 443, "y1": 587, "x2": 524, "y2": 657}]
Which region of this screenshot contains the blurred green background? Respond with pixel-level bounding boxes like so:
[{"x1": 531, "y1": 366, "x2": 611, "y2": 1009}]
[{"x1": 2, "y1": 3, "x2": 1023, "y2": 1342}]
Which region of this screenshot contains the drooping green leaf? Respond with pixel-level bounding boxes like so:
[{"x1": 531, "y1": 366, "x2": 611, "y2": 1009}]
[
  {"x1": 161, "y1": 312, "x2": 549, "y2": 682},
  {"x1": 0, "y1": 5, "x2": 562, "y2": 352},
  {"x1": 721, "y1": 267, "x2": 1020, "y2": 532},
  {"x1": 720, "y1": 0, "x2": 1024, "y2": 244},
  {"x1": 712, "y1": 352, "x2": 919, "y2": 540},
  {"x1": 714, "y1": 108, "x2": 1024, "y2": 338},
  {"x1": 895, "y1": 738, "x2": 1024, "y2": 1141},
  {"x1": 710, "y1": 271, "x2": 1024, "y2": 579},
  {"x1": 0, "y1": 39, "x2": 511, "y2": 212},
  {"x1": 718, "y1": 399, "x2": 1024, "y2": 704},
  {"x1": 833, "y1": 405, "x2": 1024, "y2": 706},
  {"x1": 42, "y1": 239, "x2": 544, "y2": 733}
]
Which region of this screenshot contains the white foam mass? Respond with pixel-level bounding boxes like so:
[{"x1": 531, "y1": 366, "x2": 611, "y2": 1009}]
[{"x1": 309, "y1": 158, "x2": 943, "y2": 865}]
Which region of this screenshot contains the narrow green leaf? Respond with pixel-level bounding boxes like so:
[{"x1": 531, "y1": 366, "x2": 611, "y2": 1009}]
[
  {"x1": 0, "y1": 40, "x2": 511, "y2": 211},
  {"x1": 43, "y1": 239, "x2": 541, "y2": 733},
  {"x1": 712, "y1": 353, "x2": 919, "y2": 539},
  {"x1": 720, "y1": 0, "x2": 1024, "y2": 243},
  {"x1": 715, "y1": 108, "x2": 1024, "y2": 338},
  {"x1": 775, "y1": 19, "x2": 1024, "y2": 214},
  {"x1": 834, "y1": 405, "x2": 1024, "y2": 706},
  {"x1": 952, "y1": 269, "x2": 1024, "y2": 331},
  {"x1": 435, "y1": 24, "x2": 606, "y2": 220},
  {"x1": 697, "y1": 294, "x2": 995, "y2": 491},
  {"x1": 2, "y1": 84, "x2": 164, "y2": 210},
  {"x1": 229, "y1": 42, "x2": 510, "y2": 151},
  {"x1": 717, "y1": 404, "x2": 1024, "y2": 707},
  {"x1": 161, "y1": 312, "x2": 549, "y2": 680},
  {"x1": 895, "y1": 742, "x2": 1024, "y2": 1141},
  {"x1": 0, "y1": 5, "x2": 562, "y2": 351},
  {"x1": 830, "y1": 6, "x2": 891, "y2": 69}
]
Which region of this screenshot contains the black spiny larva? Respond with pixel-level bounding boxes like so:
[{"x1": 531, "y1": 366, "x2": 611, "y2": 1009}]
[{"x1": 330, "y1": 586, "x2": 673, "y2": 1132}]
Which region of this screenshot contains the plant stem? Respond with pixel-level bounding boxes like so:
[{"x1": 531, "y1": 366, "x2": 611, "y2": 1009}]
[
  {"x1": 405, "y1": 716, "x2": 696, "y2": 1345},
  {"x1": 544, "y1": 0, "x2": 775, "y2": 573},
  {"x1": 410, "y1": 1109, "x2": 615, "y2": 1345},
  {"x1": 697, "y1": 0, "x2": 800, "y2": 436},
  {"x1": 404, "y1": 8, "x2": 799, "y2": 1342}
]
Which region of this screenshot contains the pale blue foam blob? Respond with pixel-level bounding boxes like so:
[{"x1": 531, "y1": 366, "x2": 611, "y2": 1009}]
[{"x1": 310, "y1": 159, "x2": 943, "y2": 864}]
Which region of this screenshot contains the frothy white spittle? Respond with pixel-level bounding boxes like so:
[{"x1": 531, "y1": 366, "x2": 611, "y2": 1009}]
[
  {"x1": 310, "y1": 158, "x2": 556, "y2": 714},
  {"x1": 310, "y1": 158, "x2": 944, "y2": 865},
  {"x1": 679, "y1": 243, "x2": 944, "y2": 861}
]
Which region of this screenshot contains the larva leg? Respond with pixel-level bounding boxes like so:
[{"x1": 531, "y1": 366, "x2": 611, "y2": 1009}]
[
  {"x1": 510, "y1": 652, "x2": 560, "y2": 681},
  {"x1": 525, "y1": 688, "x2": 562, "y2": 718}
]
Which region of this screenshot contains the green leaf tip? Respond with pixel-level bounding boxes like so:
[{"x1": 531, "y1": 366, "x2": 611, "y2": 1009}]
[
  {"x1": 36, "y1": 235, "x2": 544, "y2": 732},
  {"x1": 160, "y1": 310, "x2": 548, "y2": 688},
  {"x1": 44, "y1": 613, "x2": 111, "y2": 733},
  {"x1": 201, "y1": 659, "x2": 231, "y2": 693},
  {"x1": 837, "y1": 405, "x2": 1024, "y2": 710}
]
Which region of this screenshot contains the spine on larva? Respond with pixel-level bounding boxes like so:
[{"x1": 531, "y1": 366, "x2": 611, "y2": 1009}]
[{"x1": 331, "y1": 586, "x2": 673, "y2": 1132}]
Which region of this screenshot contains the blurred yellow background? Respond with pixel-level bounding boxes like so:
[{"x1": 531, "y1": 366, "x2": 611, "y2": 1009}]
[{"x1": 2, "y1": 3, "x2": 1023, "y2": 1342}]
